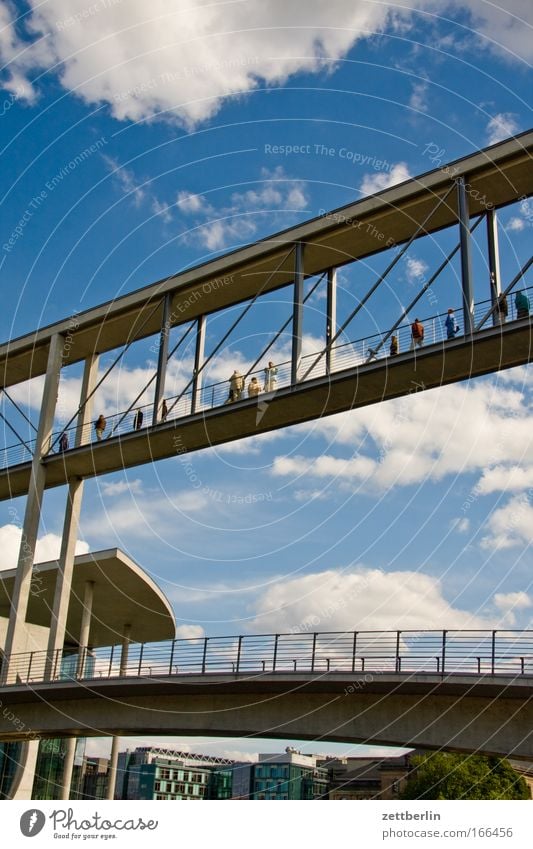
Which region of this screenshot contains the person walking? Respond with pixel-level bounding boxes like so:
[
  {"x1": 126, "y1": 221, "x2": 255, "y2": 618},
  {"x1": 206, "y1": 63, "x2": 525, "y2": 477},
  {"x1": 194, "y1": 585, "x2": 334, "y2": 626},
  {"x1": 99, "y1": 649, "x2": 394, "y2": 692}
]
[
  {"x1": 227, "y1": 370, "x2": 244, "y2": 402},
  {"x1": 445, "y1": 308, "x2": 459, "y2": 340},
  {"x1": 264, "y1": 360, "x2": 278, "y2": 392},
  {"x1": 248, "y1": 376, "x2": 261, "y2": 397},
  {"x1": 389, "y1": 336, "x2": 398, "y2": 356},
  {"x1": 161, "y1": 399, "x2": 168, "y2": 422},
  {"x1": 94, "y1": 414, "x2": 106, "y2": 441},
  {"x1": 515, "y1": 290, "x2": 530, "y2": 320},
  {"x1": 496, "y1": 293, "x2": 508, "y2": 325},
  {"x1": 133, "y1": 409, "x2": 144, "y2": 430},
  {"x1": 410, "y1": 318, "x2": 424, "y2": 350},
  {"x1": 59, "y1": 431, "x2": 69, "y2": 452}
]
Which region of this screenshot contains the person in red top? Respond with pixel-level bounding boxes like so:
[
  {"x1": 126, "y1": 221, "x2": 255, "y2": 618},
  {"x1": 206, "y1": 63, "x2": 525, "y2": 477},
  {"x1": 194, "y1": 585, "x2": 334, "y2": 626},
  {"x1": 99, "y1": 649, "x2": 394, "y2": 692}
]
[{"x1": 411, "y1": 318, "x2": 424, "y2": 350}]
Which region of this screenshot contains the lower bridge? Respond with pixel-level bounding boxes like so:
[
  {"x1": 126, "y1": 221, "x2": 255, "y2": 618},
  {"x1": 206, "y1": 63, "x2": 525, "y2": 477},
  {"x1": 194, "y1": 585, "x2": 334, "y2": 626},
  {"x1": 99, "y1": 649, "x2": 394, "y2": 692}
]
[{"x1": 1, "y1": 629, "x2": 532, "y2": 759}]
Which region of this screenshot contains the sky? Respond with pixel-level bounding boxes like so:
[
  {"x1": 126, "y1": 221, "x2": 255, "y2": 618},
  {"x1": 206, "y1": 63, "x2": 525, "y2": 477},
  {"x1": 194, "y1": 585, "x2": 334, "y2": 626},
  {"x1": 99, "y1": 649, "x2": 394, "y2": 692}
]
[{"x1": 0, "y1": 0, "x2": 532, "y2": 762}]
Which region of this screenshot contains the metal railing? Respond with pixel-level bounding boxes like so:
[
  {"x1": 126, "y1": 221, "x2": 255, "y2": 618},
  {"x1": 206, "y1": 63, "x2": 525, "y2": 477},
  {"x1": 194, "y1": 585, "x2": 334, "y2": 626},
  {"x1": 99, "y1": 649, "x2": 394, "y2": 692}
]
[
  {"x1": 2, "y1": 629, "x2": 533, "y2": 687},
  {"x1": 1, "y1": 286, "x2": 531, "y2": 470}
]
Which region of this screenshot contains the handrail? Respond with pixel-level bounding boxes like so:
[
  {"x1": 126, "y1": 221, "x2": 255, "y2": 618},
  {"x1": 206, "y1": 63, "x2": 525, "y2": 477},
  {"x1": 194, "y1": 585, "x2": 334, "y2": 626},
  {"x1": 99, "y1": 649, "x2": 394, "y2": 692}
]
[{"x1": 2, "y1": 628, "x2": 532, "y2": 687}]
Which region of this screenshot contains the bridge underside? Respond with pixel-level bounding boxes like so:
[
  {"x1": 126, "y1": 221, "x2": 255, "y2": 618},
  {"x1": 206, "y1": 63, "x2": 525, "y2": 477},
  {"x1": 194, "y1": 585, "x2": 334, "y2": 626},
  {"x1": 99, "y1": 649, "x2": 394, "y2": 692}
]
[
  {"x1": 2, "y1": 673, "x2": 532, "y2": 759},
  {"x1": 1, "y1": 319, "x2": 531, "y2": 500}
]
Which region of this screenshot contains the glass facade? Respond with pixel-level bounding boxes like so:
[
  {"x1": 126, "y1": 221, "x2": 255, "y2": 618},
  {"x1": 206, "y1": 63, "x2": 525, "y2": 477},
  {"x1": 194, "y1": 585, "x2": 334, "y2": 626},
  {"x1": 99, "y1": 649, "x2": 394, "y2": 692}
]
[{"x1": 0, "y1": 742, "x2": 23, "y2": 799}]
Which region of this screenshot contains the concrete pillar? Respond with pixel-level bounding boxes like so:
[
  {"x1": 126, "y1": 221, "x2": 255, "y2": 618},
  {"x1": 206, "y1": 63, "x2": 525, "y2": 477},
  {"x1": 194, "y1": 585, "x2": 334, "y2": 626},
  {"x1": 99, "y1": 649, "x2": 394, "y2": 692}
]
[
  {"x1": 152, "y1": 294, "x2": 171, "y2": 426},
  {"x1": 45, "y1": 355, "x2": 99, "y2": 681},
  {"x1": 60, "y1": 738, "x2": 77, "y2": 801},
  {"x1": 44, "y1": 478, "x2": 84, "y2": 680},
  {"x1": 105, "y1": 625, "x2": 131, "y2": 800},
  {"x1": 2, "y1": 333, "x2": 64, "y2": 683},
  {"x1": 326, "y1": 268, "x2": 337, "y2": 375},
  {"x1": 457, "y1": 178, "x2": 474, "y2": 336},
  {"x1": 76, "y1": 353, "x2": 99, "y2": 446},
  {"x1": 291, "y1": 242, "x2": 304, "y2": 384},
  {"x1": 191, "y1": 316, "x2": 206, "y2": 414},
  {"x1": 76, "y1": 580, "x2": 94, "y2": 678},
  {"x1": 486, "y1": 209, "x2": 502, "y2": 327}
]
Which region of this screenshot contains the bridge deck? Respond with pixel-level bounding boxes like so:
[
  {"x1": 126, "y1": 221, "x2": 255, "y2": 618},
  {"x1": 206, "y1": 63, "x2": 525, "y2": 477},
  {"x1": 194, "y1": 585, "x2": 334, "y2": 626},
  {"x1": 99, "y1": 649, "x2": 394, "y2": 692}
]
[{"x1": 0, "y1": 318, "x2": 530, "y2": 500}]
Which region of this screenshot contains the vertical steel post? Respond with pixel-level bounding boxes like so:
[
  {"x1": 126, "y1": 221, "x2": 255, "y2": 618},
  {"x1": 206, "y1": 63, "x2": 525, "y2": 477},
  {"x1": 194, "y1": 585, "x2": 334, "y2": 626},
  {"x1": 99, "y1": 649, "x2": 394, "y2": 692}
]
[
  {"x1": 273, "y1": 634, "x2": 279, "y2": 672},
  {"x1": 326, "y1": 268, "x2": 337, "y2": 375},
  {"x1": 202, "y1": 637, "x2": 208, "y2": 674},
  {"x1": 236, "y1": 636, "x2": 242, "y2": 673},
  {"x1": 486, "y1": 209, "x2": 502, "y2": 327},
  {"x1": 191, "y1": 316, "x2": 206, "y2": 414},
  {"x1": 291, "y1": 243, "x2": 304, "y2": 384},
  {"x1": 395, "y1": 631, "x2": 401, "y2": 673},
  {"x1": 491, "y1": 630, "x2": 496, "y2": 675},
  {"x1": 311, "y1": 633, "x2": 317, "y2": 672},
  {"x1": 352, "y1": 632, "x2": 357, "y2": 673},
  {"x1": 457, "y1": 178, "x2": 474, "y2": 336},
  {"x1": 152, "y1": 294, "x2": 171, "y2": 425},
  {"x1": 441, "y1": 630, "x2": 447, "y2": 675}
]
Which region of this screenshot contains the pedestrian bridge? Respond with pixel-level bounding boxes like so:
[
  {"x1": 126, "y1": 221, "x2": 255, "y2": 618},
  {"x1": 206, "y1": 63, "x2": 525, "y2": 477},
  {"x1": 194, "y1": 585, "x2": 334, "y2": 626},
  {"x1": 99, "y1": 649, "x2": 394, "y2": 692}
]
[{"x1": 1, "y1": 629, "x2": 532, "y2": 758}]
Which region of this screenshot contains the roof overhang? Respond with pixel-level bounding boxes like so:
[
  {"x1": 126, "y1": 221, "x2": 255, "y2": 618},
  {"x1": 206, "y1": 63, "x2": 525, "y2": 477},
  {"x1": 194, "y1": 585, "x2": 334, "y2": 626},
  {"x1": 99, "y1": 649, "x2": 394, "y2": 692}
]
[{"x1": 0, "y1": 548, "x2": 176, "y2": 647}]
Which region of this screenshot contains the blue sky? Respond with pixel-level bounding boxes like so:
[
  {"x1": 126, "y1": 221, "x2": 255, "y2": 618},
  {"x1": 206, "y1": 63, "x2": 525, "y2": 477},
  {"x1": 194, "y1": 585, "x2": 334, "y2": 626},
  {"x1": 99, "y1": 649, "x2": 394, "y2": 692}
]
[{"x1": 0, "y1": 1, "x2": 532, "y2": 760}]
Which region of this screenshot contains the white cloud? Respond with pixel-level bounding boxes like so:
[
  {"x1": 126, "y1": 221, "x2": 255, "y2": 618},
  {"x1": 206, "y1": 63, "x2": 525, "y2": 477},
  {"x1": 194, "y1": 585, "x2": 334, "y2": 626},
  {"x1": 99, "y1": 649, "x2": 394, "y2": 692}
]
[
  {"x1": 493, "y1": 590, "x2": 532, "y2": 626},
  {"x1": 100, "y1": 479, "x2": 144, "y2": 497},
  {"x1": 359, "y1": 162, "x2": 412, "y2": 196},
  {"x1": 409, "y1": 81, "x2": 429, "y2": 112},
  {"x1": 103, "y1": 155, "x2": 146, "y2": 206},
  {"x1": 1, "y1": 2, "x2": 531, "y2": 125},
  {"x1": 181, "y1": 167, "x2": 309, "y2": 250},
  {"x1": 174, "y1": 624, "x2": 205, "y2": 640},
  {"x1": 177, "y1": 191, "x2": 207, "y2": 214},
  {"x1": 449, "y1": 517, "x2": 470, "y2": 533},
  {"x1": 480, "y1": 494, "x2": 533, "y2": 550},
  {"x1": 404, "y1": 256, "x2": 428, "y2": 283},
  {"x1": 272, "y1": 375, "x2": 533, "y2": 495},
  {"x1": 486, "y1": 112, "x2": 520, "y2": 144},
  {"x1": 248, "y1": 566, "x2": 489, "y2": 633},
  {"x1": 505, "y1": 217, "x2": 525, "y2": 232},
  {"x1": 0, "y1": 524, "x2": 89, "y2": 571},
  {"x1": 476, "y1": 465, "x2": 533, "y2": 495}
]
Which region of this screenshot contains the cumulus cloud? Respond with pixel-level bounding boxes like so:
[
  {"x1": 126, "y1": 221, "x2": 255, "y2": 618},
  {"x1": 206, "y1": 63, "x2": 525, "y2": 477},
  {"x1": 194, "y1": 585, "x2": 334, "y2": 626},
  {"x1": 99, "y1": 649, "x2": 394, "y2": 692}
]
[
  {"x1": 486, "y1": 112, "x2": 521, "y2": 144},
  {"x1": 480, "y1": 495, "x2": 533, "y2": 550},
  {"x1": 404, "y1": 256, "x2": 428, "y2": 284},
  {"x1": 359, "y1": 162, "x2": 412, "y2": 196},
  {"x1": 248, "y1": 566, "x2": 489, "y2": 633},
  {"x1": 493, "y1": 590, "x2": 532, "y2": 626},
  {"x1": 272, "y1": 376, "x2": 533, "y2": 495},
  {"x1": 174, "y1": 624, "x2": 205, "y2": 640},
  {"x1": 0, "y1": 524, "x2": 89, "y2": 571},
  {"x1": 2, "y1": 2, "x2": 530, "y2": 126}
]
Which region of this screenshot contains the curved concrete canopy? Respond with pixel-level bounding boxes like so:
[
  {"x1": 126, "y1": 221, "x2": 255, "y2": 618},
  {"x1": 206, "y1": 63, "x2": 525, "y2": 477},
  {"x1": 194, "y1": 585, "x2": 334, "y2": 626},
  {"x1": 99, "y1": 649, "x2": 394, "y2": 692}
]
[{"x1": 0, "y1": 549, "x2": 176, "y2": 647}]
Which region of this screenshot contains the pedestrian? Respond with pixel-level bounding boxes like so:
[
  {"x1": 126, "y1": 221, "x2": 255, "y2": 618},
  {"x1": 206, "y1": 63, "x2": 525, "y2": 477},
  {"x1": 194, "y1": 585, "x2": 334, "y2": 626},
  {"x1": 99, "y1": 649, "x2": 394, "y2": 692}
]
[
  {"x1": 248, "y1": 376, "x2": 261, "y2": 397},
  {"x1": 133, "y1": 409, "x2": 144, "y2": 430},
  {"x1": 227, "y1": 370, "x2": 244, "y2": 403},
  {"x1": 496, "y1": 293, "x2": 508, "y2": 325},
  {"x1": 59, "y1": 431, "x2": 69, "y2": 452},
  {"x1": 94, "y1": 414, "x2": 106, "y2": 441},
  {"x1": 161, "y1": 399, "x2": 168, "y2": 422},
  {"x1": 410, "y1": 318, "x2": 424, "y2": 350},
  {"x1": 389, "y1": 336, "x2": 398, "y2": 356},
  {"x1": 264, "y1": 360, "x2": 278, "y2": 392},
  {"x1": 515, "y1": 290, "x2": 530, "y2": 320},
  {"x1": 445, "y1": 308, "x2": 459, "y2": 340}
]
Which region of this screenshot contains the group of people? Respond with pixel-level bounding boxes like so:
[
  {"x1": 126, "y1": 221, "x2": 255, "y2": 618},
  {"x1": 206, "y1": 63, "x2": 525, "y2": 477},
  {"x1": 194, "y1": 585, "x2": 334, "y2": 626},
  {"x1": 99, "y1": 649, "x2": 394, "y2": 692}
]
[
  {"x1": 77, "y1": 290, "x2": 532, "y2": 445},
  {"x1": 227, "y1": 361, "x2": 278, "y2": 403}
]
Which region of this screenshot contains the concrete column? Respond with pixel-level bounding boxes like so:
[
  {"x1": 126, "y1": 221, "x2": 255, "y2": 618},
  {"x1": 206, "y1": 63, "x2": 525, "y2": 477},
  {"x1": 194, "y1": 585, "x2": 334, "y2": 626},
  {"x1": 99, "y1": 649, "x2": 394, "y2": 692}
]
[
  {"x1": 60, "y1": 738, "x2": 77, "y2": 801},
  {"x1": 44, "y1": 478, "x2": 84, "y2": 680},
  {"x1": 291, "y1": 242, "x2": 305, "y2": 384},
  {"x1": 457, "y1": 178, "x2": 474, "y2": 336},
  {"x1": 105, "y1": 626, "x2": 131, "y2": 800},
  {"x1": 45, "y1": 355, "x2": 99, "y2": 681},
  {"x1": 152, "y1": 294, "x2": 171, "y2": 426},
  {"x1": 191, "y1": 316, "x2": 206, "y2": 414},
  {"x1": 326, "y1": 268, "x2": 337, "y2": 375},
  {"x1": 76, "y1": 580, "x2": 94, "y2": 678},
  {"x1": 2, "y1": 333, "x2": 64, "y2": 683},
  {"x1": 486, "y1": 209, "x2": 502, "y2": 327},
  {"x1": 76, "y1": 354, "x2": 99, "y2": 446}
]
